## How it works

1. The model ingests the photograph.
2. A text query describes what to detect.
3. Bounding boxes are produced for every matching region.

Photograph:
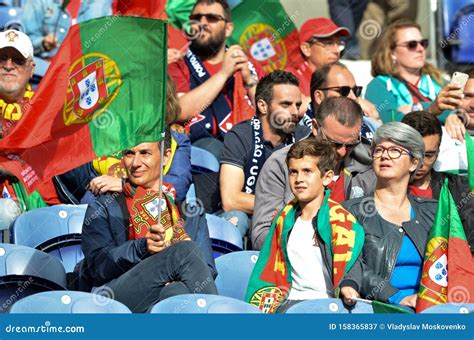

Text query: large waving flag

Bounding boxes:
[416,178,474,312]
[228,0,303,73]
[0,16,167,193]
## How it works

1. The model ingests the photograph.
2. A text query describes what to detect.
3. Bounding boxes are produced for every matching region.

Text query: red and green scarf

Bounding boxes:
[245,191,364,313]
[123,182,190,243]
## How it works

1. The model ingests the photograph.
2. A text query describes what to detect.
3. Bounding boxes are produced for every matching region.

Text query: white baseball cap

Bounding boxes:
[0,29,33,59]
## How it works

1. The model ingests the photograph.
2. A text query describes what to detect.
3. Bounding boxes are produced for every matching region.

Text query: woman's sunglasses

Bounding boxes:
[396,39,429,50]
[318,86,363,97]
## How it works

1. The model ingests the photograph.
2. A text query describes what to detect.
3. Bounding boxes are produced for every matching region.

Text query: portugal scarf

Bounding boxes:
[246,190,364,313]
[0,85,34,138]
[184,48,256,142]
[123,182,190,243]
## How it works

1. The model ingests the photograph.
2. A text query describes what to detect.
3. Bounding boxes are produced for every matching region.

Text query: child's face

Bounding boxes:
[288,156,334,204]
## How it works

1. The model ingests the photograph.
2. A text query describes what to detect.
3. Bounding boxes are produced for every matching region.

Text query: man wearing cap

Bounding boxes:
[168,0,262,159]
[0,29,35,138]
[0,29,62,208]
[287,18,350,99]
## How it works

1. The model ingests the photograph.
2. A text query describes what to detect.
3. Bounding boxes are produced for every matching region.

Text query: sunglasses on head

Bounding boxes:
[396,39,429,50]
[319,86,363,97]
[189,13,227,23]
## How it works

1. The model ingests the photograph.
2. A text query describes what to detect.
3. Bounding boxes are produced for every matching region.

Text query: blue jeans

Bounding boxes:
[218,210,251,238]
[97,241,217,313]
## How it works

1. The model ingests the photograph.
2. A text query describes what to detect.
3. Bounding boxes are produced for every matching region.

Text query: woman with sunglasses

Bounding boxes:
[343,122,437,309]
[365,20,463,123]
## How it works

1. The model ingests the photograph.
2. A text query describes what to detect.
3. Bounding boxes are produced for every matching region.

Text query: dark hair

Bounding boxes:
[166,76,180,126]
[255,70,299,116]
[286,139,339,175]
[316,96,363,128]
[401,111,442,140]
[310,61,347,108]
[160,125,172,150]
[192,0,232,21]
[465,67,474,79]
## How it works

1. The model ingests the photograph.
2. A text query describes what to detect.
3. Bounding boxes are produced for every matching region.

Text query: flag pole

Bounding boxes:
[156,133,166,227]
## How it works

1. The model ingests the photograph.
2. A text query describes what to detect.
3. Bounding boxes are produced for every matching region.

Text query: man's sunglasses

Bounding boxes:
[189,13,227,23]
[319,86,363,97]
[319,128,362,150]
[0,55,28,67]
[395,39,429,50]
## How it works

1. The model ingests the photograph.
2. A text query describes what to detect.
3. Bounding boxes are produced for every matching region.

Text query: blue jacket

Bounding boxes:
[81,193,216,288]
[22,0,112,59]
[165,130,192,203]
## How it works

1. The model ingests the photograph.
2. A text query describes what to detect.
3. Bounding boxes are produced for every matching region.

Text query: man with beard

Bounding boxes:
[250,97,376,250]
[218,71,306,237]
[168,0,262,159]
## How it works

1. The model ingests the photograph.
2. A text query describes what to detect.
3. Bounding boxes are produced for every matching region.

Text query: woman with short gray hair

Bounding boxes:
[343,121,436,310]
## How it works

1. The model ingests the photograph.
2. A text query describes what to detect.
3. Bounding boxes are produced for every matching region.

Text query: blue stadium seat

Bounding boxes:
[439,0,474,64]
[215,251,259,300]
[0,243,67,313]
[149,294,261,313]
[421,303,474,314]
[9,290,131,313]
[286,298,374,314]
[206,214,243,258]
[11,205,87,273]
[191,146,220,173]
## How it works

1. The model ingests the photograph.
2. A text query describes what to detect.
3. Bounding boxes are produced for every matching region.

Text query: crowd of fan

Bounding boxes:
[0,0,472,313]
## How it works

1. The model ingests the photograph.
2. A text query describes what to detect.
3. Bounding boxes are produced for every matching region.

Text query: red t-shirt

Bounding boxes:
[168,59,223,93]
[327,174,345,203]
[286,61,312,97]
[409,185,433,199]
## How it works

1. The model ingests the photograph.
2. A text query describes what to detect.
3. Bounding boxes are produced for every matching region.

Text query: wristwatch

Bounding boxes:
[244,76,258,89]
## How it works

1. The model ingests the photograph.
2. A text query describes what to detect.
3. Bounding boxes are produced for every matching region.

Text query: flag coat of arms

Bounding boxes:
[0,16,168,193]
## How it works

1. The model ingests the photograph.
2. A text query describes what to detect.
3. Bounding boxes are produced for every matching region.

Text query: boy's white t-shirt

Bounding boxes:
[286,216,329,300]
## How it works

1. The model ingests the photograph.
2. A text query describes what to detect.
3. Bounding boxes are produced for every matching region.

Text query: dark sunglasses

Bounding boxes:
[320,128,362,150]
[189,13,227,23]
[319,86,363,97]
[396,39,429,50]
[0,55,27,66]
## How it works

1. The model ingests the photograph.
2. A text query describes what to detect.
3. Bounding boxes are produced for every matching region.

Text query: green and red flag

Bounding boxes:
[112,0,167,19]
[0,16,167,193]
[228,0,303,73]
[416,178,474,313]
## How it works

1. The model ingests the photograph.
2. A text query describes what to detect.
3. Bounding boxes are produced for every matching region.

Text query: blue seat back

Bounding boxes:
[215,251,259,301]
[9,290,132,313]
[11,205,87,272]
[191,146,220,173]
[149,294,261,313]
[421,303,474,313]
[286,298,374,314]
[0,243,67,312]
[206,214,243,258]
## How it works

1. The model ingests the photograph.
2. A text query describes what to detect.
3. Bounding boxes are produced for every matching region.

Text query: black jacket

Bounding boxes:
[343,195,437,302]
[430,170,474,255]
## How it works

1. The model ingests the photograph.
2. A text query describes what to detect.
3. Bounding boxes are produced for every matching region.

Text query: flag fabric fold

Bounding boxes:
[0,16,168,193]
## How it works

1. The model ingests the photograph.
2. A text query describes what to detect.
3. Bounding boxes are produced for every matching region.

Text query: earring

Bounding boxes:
[392,58,397,65]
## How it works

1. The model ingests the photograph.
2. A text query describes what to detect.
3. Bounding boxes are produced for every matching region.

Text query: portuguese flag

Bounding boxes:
[228,0,303,73]
[466,132,474,191]
[0,16,167,193]
[416,178,474,313]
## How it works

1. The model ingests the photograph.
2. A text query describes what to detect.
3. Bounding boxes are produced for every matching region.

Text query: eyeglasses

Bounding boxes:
[372,146,413,159]
[319,128,361,150]
[319,86,363,97]
[189,13,227,23]
[308,38,345,52]
[395,39,429,51]
[0,55,28,67]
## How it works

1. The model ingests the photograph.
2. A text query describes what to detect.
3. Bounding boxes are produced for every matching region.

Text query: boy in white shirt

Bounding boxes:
[246,139,364,313]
